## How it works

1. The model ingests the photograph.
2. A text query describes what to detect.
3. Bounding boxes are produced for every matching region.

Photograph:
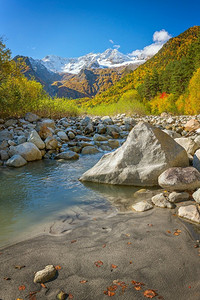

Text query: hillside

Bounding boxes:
[87,26,200,114]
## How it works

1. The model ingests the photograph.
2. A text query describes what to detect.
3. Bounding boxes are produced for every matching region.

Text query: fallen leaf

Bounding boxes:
[125,233,130,237]
[108,291,115,296]
[188,286,191,288]
[68,293,73,299]
[194,244,199,248]
[80,280,88,284]
[131,280,145,286]
[41,283,47,288]
[16,298,23,300]
[94,260,103,267]
[176,229,182,233]
[166,230,171,234]
[127,242,132,245]
[55,265,62,270]
[4,277,11,280]
[57,290,67,300]
[18,285,26,291]
[15,265,26,270]
[143,289,158,298]
[107,285,118,291]
[102,244,106,248]
[71,240,77,244]
[148,224,153,227]
[173,232,180,236]
[134,285,142,291]
[130,261,133,264]
[111,264,118,269]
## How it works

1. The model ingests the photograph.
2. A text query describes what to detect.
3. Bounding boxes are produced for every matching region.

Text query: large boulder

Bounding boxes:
[6,154,27,167]
[80,122,189,186]
[9,142,42,161]
[158,167,200,191]
[27,130,45,149]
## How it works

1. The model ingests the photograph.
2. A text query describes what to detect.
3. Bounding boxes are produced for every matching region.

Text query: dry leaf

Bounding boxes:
[176,229,181,233]
[18,285,26,291]
[167,230,171,234]
[102,244,106,248]
[94,260,103,267]
[4,277,11,280]
[125,233,130,237]
[71,240,77,244]
[15,265,26,270]
[111,264,118,269]
[107,291,115,297]
[57,290,67,300]
[130,261,133,264]
[16,298,23,300]
[68,293,73,299]
[127,242,132,245]
[143,289,158,298]
[134,285,142,291]
[41,283,47,288]
[173,232,180,236]
[55,265,62,270]
[80,280,88,284]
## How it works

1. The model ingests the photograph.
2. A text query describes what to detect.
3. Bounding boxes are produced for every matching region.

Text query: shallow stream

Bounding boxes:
[0,153,143,247]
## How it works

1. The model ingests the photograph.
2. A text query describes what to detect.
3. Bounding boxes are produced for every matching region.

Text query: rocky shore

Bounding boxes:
[1,112,200,299]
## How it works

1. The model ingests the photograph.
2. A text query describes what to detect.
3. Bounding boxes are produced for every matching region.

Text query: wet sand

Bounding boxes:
[0,208,200,300]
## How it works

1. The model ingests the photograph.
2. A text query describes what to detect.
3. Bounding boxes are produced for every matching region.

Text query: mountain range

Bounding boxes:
[15,48,153,98]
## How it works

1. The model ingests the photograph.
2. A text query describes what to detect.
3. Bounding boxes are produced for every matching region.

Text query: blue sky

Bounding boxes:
[0,0,199,59]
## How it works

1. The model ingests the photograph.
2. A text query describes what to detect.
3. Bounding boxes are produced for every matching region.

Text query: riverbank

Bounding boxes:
[0,208,199,299]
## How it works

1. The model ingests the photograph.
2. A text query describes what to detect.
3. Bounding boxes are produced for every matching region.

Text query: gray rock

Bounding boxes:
[55,150,79,160]
[41,119,55,129]
[101,116,113,125]
[96,123,106,134]
[0,129,14,142]
[45,137,58,150]
[6,154,27,167]
[175,137,199,156]
[27,130,45,149]
[193,149,200,172]
[9,142,42,161]
[168,191,190,203]
[57,131,69,141]
[81,146,99,155]
[17,136,27,145]
[0,150,9,161]
[80,116,91,126]
[158,167,200,191]
[5,119,17,127]
[93,134,108,141]
[0,140,8,150]
[24,112,40,122]
[33,265,56,283]
[68,131,75,139]
[192,189,200,203]
[80,122,189,186]
[151,193,174,208]
[108,139,120,149]
[84,123,94,134]
[178,205,200,224]
[132,200,153,212]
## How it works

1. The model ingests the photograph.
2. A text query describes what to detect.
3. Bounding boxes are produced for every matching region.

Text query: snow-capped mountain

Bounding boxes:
[39,48,147,74]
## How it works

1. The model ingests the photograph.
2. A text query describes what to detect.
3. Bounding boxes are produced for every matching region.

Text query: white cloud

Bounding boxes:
[130,29,171,59]
[109,39,114,44]
[114,44,120,49]
[153,29,172,43]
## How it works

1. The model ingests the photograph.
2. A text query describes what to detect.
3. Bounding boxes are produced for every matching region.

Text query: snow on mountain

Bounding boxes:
[40,48,147,75]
